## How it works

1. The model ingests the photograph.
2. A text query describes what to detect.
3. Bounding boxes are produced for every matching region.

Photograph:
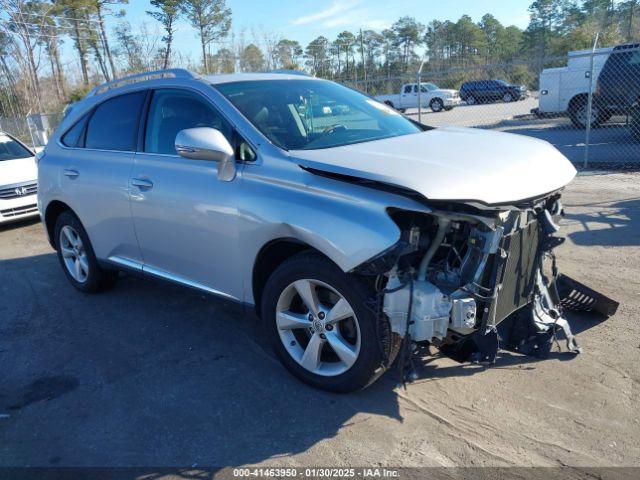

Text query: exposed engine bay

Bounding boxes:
[356,192,613,379]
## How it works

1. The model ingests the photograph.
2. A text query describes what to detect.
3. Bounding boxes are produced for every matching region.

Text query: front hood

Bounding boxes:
[435,89,457,95]
[290,127,576,205]
[0,157,37,186]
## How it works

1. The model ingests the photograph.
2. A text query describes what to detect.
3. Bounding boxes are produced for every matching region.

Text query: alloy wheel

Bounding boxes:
[275,278,361,377]
[59,225,89,283]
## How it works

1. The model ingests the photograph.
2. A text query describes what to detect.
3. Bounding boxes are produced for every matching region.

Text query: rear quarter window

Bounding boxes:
[61,115,89,148]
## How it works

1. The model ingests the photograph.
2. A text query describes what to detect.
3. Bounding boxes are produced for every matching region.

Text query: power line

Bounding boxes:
[3,19,110,33]
[2,9,126,27]
[5,10,103,25]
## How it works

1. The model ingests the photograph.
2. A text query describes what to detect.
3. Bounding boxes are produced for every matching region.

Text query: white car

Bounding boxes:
[0,132,39,224]
[375,82,461,113]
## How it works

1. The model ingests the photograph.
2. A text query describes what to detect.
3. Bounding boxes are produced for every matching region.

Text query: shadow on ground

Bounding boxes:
[564,198,640,247]
[0,251,595,468]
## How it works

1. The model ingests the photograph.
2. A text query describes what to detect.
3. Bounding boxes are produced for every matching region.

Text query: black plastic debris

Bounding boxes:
[556,274,620,317]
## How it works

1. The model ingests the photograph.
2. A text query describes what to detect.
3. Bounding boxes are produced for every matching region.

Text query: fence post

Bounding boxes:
[417,58,427,124]
[417,70,422,123]
[584,32,599,169]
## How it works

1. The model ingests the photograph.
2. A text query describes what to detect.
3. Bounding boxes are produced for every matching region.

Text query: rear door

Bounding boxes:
[486,81,501,100]
[129,87,246,299]
[57,90,146,264]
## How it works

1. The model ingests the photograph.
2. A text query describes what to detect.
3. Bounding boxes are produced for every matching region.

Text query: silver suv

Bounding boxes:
[38,69,580,392]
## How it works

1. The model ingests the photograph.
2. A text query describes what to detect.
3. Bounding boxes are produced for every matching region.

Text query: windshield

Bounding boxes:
[422,83,438,92]
[0,134,32,161]
[214,79,422,150]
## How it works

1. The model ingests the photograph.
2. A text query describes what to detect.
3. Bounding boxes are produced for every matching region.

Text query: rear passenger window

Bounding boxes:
[85,91,146,151]
[61,115,88,148]
[144,89,232,155]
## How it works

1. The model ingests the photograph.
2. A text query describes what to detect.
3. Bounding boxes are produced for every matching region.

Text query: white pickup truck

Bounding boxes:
[375,82,461,113]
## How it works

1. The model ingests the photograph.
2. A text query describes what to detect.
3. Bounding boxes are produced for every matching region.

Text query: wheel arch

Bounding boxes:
[44,200,75,249]
[251,238,326,313]
[568,93,588,112]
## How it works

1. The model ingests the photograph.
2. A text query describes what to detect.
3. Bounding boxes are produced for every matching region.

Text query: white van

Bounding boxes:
[537,47,613,127]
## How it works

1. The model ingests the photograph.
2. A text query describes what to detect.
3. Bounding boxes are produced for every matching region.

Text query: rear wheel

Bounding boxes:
[569,98,605,129]
[54,211,118,293]
[466,94,477,105]
[261,252,400,392]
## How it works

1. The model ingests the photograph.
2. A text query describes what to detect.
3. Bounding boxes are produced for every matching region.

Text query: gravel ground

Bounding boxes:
[0,172,638,471]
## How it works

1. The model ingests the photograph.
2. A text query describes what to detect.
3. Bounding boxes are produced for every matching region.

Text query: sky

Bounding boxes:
[118,0,534,56]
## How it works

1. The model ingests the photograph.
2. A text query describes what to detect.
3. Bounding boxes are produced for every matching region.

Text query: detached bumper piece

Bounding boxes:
[555,274,619,317]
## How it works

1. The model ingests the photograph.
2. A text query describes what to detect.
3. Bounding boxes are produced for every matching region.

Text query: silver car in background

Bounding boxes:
[38,69,579,392]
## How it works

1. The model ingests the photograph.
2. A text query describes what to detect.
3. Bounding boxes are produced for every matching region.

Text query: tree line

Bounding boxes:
[0,0,638,118]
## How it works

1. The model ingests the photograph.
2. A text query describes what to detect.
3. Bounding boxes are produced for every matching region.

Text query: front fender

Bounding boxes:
[238,162,430,303]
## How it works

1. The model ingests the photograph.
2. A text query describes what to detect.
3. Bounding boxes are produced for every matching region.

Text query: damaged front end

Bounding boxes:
[358,193,596,379]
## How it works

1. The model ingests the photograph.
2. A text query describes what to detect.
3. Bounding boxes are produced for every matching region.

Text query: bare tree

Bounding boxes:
[0,0,54,110]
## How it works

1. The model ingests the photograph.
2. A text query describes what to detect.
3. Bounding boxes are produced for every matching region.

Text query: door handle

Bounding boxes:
[131,178,153,189]
[63,168,79,178]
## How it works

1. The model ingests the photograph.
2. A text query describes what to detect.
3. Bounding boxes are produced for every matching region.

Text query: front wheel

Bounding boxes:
[261,252,400,392]
[503,92,514,103]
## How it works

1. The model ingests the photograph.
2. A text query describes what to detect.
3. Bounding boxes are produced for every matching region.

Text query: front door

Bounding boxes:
[129,88,244,299]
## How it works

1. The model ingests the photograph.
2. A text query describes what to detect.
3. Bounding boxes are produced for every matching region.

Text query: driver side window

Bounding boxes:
[144,89,233,155]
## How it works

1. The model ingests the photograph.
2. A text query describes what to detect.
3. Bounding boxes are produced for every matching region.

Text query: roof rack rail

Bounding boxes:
[267,69,311,77]
[87,68,198,97]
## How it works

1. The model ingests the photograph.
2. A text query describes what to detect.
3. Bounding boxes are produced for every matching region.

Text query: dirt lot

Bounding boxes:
[0,172,639,470]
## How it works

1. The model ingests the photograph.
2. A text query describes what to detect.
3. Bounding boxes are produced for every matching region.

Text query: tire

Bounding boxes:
[261,251,401,393]
[569,98,603,129]
[503,92,514,103]
[444,106,454,111]
[384,101,395,110]
[466,95,477,105]
[54,211,118,293]
[430,98,444,113]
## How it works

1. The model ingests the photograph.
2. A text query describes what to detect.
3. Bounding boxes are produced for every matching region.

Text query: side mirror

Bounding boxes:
[175,127,236,181]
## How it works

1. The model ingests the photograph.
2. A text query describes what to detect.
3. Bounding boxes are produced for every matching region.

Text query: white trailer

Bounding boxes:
[536,47,613,127]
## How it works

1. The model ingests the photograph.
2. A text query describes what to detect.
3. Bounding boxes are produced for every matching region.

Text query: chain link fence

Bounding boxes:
[0,112,64,150]
[1,46,638,169]
[344,46,640,170]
